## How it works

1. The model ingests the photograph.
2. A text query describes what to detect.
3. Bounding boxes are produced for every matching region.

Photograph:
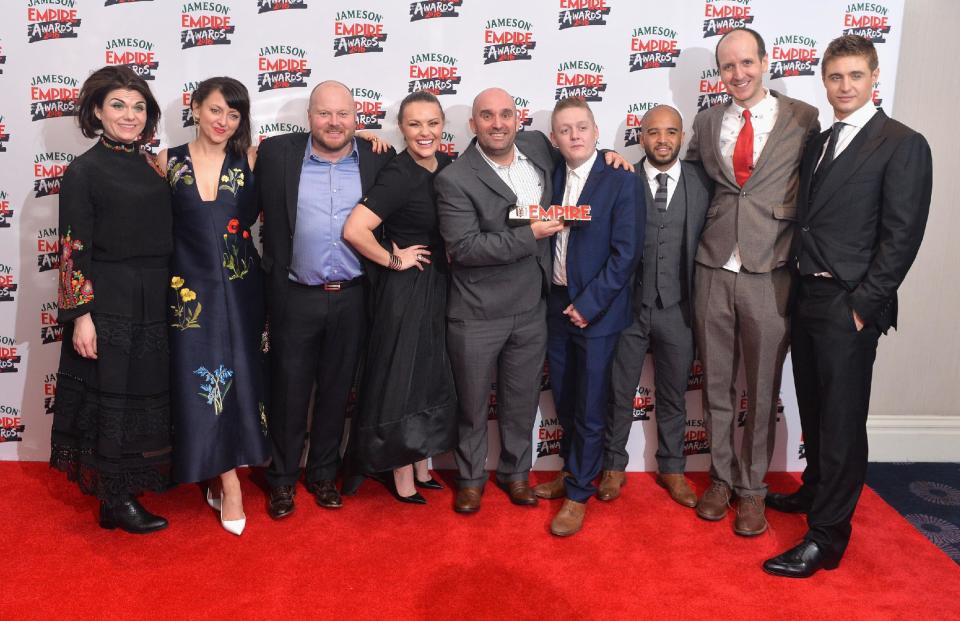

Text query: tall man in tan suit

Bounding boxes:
[685,28,819,535]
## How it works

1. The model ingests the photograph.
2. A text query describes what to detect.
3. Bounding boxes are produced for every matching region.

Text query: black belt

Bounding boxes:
[292,277,364,292]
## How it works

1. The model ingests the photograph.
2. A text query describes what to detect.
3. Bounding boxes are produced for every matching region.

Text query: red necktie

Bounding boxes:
[733,109,753,187]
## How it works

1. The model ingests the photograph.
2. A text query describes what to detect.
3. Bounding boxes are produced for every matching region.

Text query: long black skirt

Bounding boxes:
[355,262,456,473]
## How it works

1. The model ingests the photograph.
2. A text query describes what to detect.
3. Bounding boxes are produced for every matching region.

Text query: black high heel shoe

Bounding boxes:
[99,497,168,534]
[414,476,444,491]
[382,474,427,505]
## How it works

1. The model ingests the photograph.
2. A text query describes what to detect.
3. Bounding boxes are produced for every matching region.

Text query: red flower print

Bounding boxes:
[227,218,240,234]
[242,230,250,239]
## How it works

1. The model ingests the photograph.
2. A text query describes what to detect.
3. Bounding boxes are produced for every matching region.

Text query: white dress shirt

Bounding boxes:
[643,157,682,209]
[553,150,598,287]
[719,89,779,273]
[476,143,544,213]
[817,99,878,167]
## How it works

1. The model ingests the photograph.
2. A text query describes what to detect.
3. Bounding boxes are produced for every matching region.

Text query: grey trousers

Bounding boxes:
[447,300,547,488]
[605,296,695,473]
[693,265,792,497]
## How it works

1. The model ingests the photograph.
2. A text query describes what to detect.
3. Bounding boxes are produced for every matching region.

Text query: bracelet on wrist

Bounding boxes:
[389,254,403,271]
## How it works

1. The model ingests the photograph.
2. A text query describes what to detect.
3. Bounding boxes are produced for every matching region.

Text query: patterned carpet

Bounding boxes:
[866,462,960,565]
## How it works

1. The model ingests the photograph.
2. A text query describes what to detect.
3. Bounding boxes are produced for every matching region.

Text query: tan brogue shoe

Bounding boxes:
[550,499,587,537]
[454,487,482,514]
[695,480,732,521]
[656,473,697,508]
[533,471,569,500]
[597,470,626,501]
[734,494,768,536]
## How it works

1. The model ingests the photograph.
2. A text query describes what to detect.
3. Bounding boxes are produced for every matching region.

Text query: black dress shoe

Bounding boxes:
[763,541,838,578]
[99,497,168,534]
[268,485,296,520]
[395,491,427,505]
[414,477,443,491]
[306,479,343,509]
[766,491,814,514]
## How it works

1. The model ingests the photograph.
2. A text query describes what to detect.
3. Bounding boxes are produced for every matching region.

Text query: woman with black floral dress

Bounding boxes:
[51,65,173,533]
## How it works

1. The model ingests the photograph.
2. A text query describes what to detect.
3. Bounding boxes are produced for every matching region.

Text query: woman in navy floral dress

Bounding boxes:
[157,77,268,536]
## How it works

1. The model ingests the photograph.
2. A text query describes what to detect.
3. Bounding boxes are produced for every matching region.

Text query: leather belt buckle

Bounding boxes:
[322,282,342,292]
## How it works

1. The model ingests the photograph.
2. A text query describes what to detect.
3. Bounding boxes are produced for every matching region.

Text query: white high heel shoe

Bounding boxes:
[219,490,246,536]
[206,487,222,511]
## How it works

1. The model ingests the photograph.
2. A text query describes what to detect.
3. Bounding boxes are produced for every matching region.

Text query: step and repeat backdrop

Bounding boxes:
[0,0,904,471]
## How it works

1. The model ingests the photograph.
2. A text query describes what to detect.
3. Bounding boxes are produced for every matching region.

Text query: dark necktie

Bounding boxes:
[813,121,845,186]
[655,173,669,212]
[732,109,753,187]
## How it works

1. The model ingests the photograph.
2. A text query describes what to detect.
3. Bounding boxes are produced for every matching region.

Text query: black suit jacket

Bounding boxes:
[794,110,932,332]
[257,132,395,320]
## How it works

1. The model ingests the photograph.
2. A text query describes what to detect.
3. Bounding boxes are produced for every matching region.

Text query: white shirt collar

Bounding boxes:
[476,143,524,170]
[566,150,598,179]
[834,100,877,130]
[731,88,775,120]
[643,157,682,184]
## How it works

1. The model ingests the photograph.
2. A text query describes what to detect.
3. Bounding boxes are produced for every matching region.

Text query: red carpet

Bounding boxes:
[4,463,959,621]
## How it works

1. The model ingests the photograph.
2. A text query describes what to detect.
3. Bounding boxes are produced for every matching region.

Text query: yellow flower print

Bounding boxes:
[180,288,197,302]
[170,276,185,289]
[221,174,230,183]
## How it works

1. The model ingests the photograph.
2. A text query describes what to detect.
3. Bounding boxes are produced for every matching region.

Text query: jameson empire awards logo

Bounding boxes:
[0,404,25,443]
[40,300,63,344]
[702,0,754,38]
[623,101,660,147]
[555,60,607,101]
[105,38,159,80]
[872,79,883,107]
[514,95,533,131]
[630,26,681,71]
[258,0,307,13]
[0,116,8,152]
[258,45,311,92]
[33,151,74,198]
[0,191,12,228]
[36,226,58,272]
[180,2,234,49]
[687,359,704,391]
[683,417,709,455]
[737,392,784,427]
[257,121,306,143]
[410,0,463,21]
[844,2,891,43]
[43,372,57,414]
[697,66,730,110]
[30,74,79,121]
[408,53,461,95]
[769,35,819,78]
[352,88,386,129]
[27,0,82,43]
[483,17,536,64]
[181,80,200,127]
[632,384,654,422]
[0,267,17,304]
[558,0,610,29]
[333,9,388,57]
[439,131,459,158]
[537,416,562,457]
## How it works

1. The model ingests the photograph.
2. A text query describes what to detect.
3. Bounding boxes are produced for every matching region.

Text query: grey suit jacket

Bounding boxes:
[436,131,557,320]
[635,158,713,315]
[685,90,820,273]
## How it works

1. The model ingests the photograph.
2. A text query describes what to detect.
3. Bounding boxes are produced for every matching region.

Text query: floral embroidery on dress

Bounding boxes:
[195,364,234,416]
[219,168,245,195]
[167,155,195,190]
[170,275,202,330]
[222,218,250,280]
[57,227,94,310]
[258,402,268,437]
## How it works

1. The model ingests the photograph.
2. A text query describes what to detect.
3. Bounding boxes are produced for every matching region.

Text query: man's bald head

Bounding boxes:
[469,87,520,162]
[641,105,682,129]
[307,80,356,159]
[640,105,684,170]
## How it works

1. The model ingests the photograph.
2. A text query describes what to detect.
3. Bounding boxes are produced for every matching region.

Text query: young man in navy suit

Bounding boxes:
[542,97,643,536]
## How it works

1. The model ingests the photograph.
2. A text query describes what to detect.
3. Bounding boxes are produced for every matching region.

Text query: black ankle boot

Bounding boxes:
[99,497,168,534]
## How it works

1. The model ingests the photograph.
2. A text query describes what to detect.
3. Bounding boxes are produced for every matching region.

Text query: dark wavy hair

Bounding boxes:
[396,90,445,125]
[77,65,160,146]
[191,76,252,158]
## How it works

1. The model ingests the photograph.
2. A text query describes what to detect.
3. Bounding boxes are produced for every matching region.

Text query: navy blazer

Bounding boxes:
[551,152,644,337]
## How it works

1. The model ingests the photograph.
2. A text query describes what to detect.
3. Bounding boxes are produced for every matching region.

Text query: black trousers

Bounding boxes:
[791,276,880,562]
[266,280,366,487]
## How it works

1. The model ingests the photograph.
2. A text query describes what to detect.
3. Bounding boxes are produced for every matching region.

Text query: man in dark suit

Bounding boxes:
[685,28,820,536]
[257,81,394,519]
[541,97,641,536]
[764,35,932,578]
[600,105,712,508]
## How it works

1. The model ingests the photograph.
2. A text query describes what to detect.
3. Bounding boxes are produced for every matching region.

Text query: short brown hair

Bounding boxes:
[551,97,596,127]
[77,65,161,145]
[822,35,878,75]
[715,28,767,68]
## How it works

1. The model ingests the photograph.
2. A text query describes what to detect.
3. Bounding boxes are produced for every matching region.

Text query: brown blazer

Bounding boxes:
[685,90,820,273]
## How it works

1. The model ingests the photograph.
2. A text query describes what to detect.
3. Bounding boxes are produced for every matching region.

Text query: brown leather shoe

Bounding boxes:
[597,470,626,501]
[696,480,732,521]
[734,494,768,536]
[306,479,343,509]
[268,485,295,520]
[656,473,697,508]
[550,499,587,537]
[498,479,538,506]
[533,472,568,500]
[454,487,482,513]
